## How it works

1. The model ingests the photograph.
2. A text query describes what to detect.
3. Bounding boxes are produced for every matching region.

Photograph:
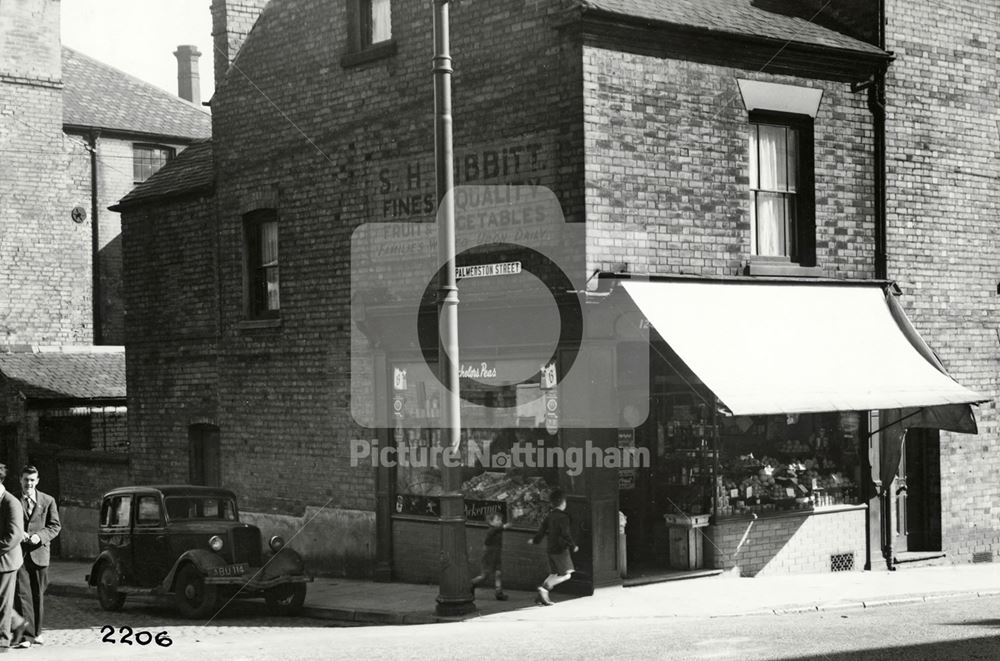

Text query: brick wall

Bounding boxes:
[57,453,129,559]
[119,0,583,575]
[211,0,271,90]
[0,0,61,83]
[1,81,93,345]
[706,507,867,576]
[884,0,1000,561]
[122,193,219,485]
[583,47,876,279]
[90,410,128,453]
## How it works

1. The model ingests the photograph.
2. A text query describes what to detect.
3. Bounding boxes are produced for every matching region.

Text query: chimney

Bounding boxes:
[173,45,202,104]
[211,0,270,91]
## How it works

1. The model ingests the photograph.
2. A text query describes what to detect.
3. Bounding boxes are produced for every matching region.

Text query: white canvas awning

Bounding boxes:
[621,280,987,416]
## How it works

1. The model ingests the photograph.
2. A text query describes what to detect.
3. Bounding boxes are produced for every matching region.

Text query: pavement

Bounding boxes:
[48,559,1000,625]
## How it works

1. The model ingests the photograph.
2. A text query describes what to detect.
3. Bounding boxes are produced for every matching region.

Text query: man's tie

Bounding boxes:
[24,496,34,520]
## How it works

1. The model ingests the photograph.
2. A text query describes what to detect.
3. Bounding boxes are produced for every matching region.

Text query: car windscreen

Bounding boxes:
[164,496,238,521]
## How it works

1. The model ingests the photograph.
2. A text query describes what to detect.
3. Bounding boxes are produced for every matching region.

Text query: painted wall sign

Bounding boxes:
[373,141,556,221]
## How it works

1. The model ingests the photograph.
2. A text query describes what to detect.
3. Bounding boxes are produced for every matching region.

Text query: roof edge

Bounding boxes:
[62,124,207,145]
[110,184,215,213]
[577,5,892,61]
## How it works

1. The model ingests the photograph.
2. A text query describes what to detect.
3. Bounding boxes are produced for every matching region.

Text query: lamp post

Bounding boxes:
[432,0,474,616]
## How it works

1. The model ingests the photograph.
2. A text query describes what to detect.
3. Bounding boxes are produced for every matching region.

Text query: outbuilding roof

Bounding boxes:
[112,138,214,210]
[580,0,885,55]
[0,347,126,402]
[62,47,211,140]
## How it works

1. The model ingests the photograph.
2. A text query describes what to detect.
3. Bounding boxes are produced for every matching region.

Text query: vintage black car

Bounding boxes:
[87,485,311,618]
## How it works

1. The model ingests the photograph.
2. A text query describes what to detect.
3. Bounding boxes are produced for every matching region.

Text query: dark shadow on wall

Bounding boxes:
[705,513,809,576]
[98,233,123,345]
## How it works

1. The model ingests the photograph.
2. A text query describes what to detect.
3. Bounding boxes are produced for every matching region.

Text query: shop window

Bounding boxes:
[189,424,221,487]
[243,210,280,319]
[133,144,175,183]
[748,112,815,266]
[391,359,559,529]
[343,0,396,66]
[716,411,862,517]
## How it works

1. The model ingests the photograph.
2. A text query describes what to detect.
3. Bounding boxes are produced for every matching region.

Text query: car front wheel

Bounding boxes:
[96,563,126,611]
[264,583,306,616]
[174,564,219,619]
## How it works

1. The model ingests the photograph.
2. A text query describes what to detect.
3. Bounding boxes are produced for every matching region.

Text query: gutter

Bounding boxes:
[63,124,207,145]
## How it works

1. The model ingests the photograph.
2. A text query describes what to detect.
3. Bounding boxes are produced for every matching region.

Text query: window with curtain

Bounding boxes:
[362,0,392,47]
[244,209,280,318]
[748,114,813,263]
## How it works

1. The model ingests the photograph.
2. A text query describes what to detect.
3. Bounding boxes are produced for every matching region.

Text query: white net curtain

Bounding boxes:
[750,123,798,258]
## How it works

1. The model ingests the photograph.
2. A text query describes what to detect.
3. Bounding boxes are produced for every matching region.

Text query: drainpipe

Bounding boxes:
[872,0,892,568]
[89,130,103,345]
[870,4,888,282]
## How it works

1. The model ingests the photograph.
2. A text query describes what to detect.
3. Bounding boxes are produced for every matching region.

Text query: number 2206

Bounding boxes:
[101,626,173,647]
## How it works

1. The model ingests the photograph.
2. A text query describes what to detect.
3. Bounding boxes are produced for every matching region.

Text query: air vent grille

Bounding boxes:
[831,552,855,572]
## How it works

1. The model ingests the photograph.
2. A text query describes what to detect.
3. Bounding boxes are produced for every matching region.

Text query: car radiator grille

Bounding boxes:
[230,527,262,566]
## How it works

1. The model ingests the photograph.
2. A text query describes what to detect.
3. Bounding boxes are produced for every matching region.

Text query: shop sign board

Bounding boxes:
[618,428,636,490]
[395,495,508,522]
[456,262,521,279]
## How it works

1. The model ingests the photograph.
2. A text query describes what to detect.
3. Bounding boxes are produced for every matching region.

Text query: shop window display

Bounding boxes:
[392,360,557,528]
[716,411,862,517]
[645,383,862,520]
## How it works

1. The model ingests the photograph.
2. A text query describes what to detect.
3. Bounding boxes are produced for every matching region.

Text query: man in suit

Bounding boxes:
[0,464,25,651]
[14,466,59,649]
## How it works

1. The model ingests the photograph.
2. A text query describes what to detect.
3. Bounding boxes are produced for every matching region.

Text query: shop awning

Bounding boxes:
[621,280,988,416]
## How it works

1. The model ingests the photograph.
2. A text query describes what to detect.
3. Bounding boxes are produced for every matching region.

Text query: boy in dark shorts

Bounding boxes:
[527,489,577,606]
[471,511,510,600]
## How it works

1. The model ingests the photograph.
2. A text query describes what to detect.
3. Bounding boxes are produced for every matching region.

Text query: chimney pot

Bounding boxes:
[173,44,202,105]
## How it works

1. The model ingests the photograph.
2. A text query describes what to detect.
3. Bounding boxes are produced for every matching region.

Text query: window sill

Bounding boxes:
[341,40,398,68]
[237,318,282,330]
[745,259,825,278]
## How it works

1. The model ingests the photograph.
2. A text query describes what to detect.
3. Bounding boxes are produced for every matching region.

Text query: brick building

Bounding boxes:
[0,0,211,556]
[882,0,1000,562]
[117,0,994,590]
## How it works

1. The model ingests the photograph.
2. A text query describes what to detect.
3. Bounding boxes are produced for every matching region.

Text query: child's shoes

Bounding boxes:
[495,590,509,601]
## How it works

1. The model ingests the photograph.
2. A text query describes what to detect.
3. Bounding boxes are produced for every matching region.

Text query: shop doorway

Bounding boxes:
[619,340,718,582]
[895,429,942,553]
